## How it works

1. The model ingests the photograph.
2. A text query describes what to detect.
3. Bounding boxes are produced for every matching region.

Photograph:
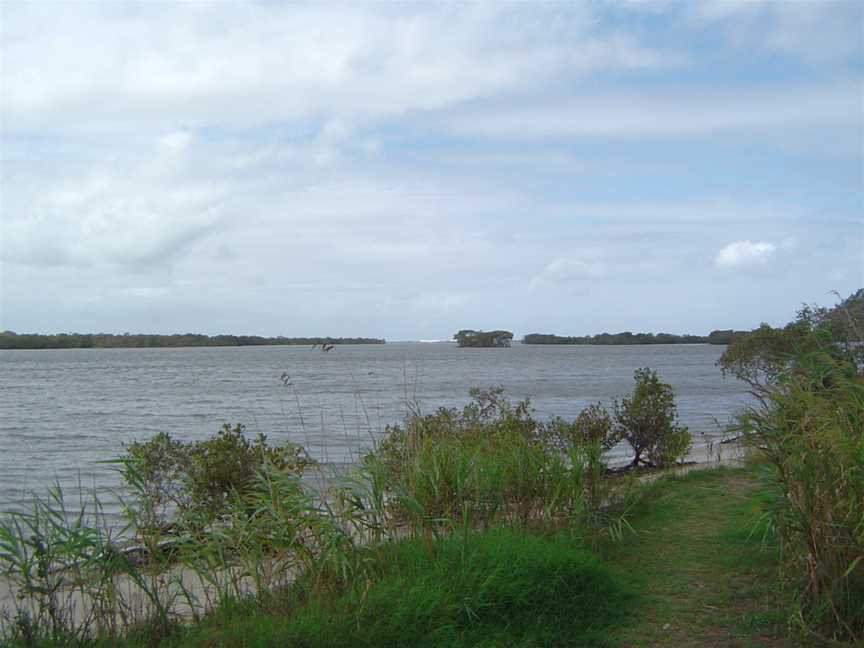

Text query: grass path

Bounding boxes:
[605,466,792,648]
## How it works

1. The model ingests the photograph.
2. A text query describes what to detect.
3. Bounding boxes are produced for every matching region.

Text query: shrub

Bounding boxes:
[122,423,313,533]
[614,368,691,467]
[541,403,621,453]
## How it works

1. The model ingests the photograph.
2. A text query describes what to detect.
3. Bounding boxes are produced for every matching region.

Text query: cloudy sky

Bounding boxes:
[1,1,861,340]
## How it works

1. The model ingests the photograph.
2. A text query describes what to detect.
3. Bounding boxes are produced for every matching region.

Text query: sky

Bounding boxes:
[0,0,862,340]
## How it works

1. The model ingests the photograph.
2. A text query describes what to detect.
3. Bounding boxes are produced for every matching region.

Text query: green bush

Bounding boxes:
[542,403,621,453]
[122,424,313,532]
[614,368,691,467]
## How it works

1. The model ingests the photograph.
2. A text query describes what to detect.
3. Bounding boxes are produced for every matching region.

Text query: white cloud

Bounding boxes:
[1,150,225,268]
[1,3,674,135]
[715,240,777,268]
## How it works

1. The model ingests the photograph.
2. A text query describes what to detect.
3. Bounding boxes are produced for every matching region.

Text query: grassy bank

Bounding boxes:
[134,464,796,648]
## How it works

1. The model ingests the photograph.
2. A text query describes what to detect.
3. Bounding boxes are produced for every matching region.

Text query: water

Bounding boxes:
[0,342,750,515]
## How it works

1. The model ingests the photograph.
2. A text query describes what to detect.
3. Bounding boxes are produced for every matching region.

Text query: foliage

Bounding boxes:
[453,329,513,347]
[373,387,536,472]
[363,389,624,534]
[737,349,864,642]
[705,329,750,345]
[614,368,691,468]
[718,288,864,395]
[541,403,621,453]
[122,424,313,532]
[0,482,175,646]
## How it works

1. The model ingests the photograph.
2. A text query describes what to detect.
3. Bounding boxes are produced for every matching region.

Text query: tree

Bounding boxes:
[718,289,863,397]
[614,368,691,468]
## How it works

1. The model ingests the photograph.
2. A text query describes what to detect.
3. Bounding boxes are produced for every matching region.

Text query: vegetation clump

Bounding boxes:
[122,424,313,533]
[540,403,620,453]
[523,330,750,345]
[365,388,616,531]
[453,329,513,347]
[718,288,864,394]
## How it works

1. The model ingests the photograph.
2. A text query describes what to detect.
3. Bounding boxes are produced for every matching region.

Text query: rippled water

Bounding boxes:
[0,342,750,514]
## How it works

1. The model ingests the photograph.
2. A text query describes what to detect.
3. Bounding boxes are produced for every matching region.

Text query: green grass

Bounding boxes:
[604,465,794,647]
[148,527,631,648]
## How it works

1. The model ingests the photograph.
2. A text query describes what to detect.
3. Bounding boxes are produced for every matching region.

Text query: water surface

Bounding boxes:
[0,342,749,514]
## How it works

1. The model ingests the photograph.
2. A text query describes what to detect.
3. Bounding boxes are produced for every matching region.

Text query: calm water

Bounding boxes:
[0,342,750,514]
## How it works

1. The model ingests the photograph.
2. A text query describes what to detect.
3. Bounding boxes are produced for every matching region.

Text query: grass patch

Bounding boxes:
[605,465,795,647]
[156,528,631,648]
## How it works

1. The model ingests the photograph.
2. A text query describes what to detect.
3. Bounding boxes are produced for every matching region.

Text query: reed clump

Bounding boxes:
[739,349,864,643]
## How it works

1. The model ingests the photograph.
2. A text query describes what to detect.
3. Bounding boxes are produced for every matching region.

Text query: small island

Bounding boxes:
[0,332,386,350]
[454,329,514,348]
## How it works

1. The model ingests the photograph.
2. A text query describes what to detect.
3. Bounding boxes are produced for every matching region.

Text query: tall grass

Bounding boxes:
[0,481,177,646]
[157,528,631,648]
[354,388,632,543]
[738,349,864,642]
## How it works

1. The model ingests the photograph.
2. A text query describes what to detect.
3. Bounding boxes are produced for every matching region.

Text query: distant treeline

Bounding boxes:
[0,332,386,350]
[522,330,749,345]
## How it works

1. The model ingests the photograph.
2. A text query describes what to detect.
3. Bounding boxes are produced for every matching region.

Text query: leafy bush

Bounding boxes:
[122,423,313,532]
[542,403,621,453]
[614,368,691,467]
